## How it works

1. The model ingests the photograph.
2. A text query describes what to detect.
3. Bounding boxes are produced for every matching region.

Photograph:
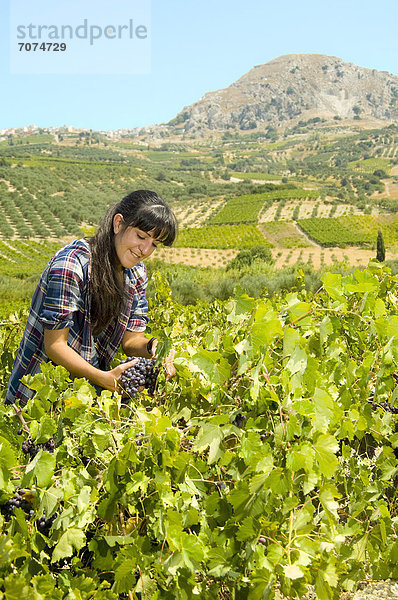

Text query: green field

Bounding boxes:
[211,189,319,225]
[297,214,398,247]
[0,133,54,146]
[175,224,271,249]
[259,221,311,248]
[0,122,397,260]
[0,240,61,277]
[347,157,392,172]
[210,193,272,224]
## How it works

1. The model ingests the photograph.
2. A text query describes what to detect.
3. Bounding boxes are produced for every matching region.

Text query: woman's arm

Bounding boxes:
[122,330,153,358]
[44,328,138,392]
[122,330,176,379]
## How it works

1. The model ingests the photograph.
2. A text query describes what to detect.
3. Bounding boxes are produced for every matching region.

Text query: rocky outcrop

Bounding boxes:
[169,54,398,134]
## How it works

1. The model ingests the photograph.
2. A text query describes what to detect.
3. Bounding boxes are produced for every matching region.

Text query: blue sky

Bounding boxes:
[2,0,398,131]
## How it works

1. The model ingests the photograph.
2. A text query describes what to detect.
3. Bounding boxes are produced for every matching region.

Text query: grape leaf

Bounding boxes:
[51,528,86,562]
[313,434,339,478]
[22,449,56,488]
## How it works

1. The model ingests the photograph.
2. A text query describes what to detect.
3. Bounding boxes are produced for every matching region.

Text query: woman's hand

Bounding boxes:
[151,340,176,380]
[105,358,139,394]
[163,348,176,380]
[44,328,138,393]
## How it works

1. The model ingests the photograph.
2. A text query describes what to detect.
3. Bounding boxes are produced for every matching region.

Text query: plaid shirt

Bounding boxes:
[6,239,148,405]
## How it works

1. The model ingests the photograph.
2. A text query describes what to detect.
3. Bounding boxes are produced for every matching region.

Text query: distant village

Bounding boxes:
[0,123,172,144]
[0,124,137,142]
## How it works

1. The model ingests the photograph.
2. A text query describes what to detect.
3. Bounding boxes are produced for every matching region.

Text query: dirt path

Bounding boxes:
[383,180,398,199]
[291,221,318,247]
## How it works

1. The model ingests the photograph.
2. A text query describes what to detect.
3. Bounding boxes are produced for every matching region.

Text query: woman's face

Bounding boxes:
[113,214,159,269]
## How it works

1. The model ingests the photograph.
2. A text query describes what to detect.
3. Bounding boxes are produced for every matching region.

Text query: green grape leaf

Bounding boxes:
[192,423,224,464]
[286,346,307,376]
[35,415,57,444]
[321,272,346,303]
[313,434,339,478]
[22,449,56,488]
[51,528,86,562]
[190,349,231,384]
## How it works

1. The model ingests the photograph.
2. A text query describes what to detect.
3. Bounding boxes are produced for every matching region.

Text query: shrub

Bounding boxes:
[171,278,207,305]
[226,246,274,271]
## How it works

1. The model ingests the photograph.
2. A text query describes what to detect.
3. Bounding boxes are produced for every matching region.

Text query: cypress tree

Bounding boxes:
[376,230,386,262]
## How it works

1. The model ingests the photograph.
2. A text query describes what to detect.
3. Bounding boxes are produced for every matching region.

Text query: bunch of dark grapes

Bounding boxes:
[119,357,160,398]
[21,437,56,458]
[233,414,247,428]
[50,557,71,572]
[258,536,268,554]
[374,401,398,414]
[36,510,57,536]
[1,486,34,520]
[77,447,90,467]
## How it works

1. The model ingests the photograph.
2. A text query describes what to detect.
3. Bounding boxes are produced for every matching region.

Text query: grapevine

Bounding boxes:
[0,263,397,598]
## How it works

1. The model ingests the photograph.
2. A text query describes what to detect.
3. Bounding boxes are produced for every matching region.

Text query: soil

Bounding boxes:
[149,246,397,270]
[150,247,237,268]
[172,197,225,228]
[277,580,398,600]
[258,202,370,222]
[272,247,389,270]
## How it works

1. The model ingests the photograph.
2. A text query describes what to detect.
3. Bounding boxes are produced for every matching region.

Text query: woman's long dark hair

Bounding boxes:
[88,190,178,336]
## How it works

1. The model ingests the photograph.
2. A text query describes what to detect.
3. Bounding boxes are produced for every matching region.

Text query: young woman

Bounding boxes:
[6,189,178,406]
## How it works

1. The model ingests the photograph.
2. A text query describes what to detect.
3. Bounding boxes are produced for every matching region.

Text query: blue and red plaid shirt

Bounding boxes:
[6,238,148,405]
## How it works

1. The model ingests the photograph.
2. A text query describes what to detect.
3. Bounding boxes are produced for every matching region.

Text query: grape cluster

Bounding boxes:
[50,558,71,571]
[22,437,56,458]
[233,414,247,428]
[119,357,160,398]
[375,402,398,414]
[77,447,90,467]
[258,536,268,554]
[1,486,34,520]
[36,510,57,536]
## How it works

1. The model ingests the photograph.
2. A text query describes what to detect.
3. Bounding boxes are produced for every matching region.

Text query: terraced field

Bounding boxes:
[1,123,398,275]
[174,224,272,249]
[297,214,398,249]
[258,200,368,222]
[211,188,319,225]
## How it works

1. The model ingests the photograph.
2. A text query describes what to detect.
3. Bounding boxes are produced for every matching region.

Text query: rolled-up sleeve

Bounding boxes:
[39,256,84,330]
[126,265,149,332]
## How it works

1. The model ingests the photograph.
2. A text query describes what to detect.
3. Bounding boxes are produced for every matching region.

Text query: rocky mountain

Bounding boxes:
[162,54,398,135]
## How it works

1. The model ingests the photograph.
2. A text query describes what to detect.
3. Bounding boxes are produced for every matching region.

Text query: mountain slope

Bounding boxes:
[168,54,398,134]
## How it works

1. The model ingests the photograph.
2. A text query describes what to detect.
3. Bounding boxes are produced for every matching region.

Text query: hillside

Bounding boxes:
[1,118,398,283]
[161,54,398,136]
